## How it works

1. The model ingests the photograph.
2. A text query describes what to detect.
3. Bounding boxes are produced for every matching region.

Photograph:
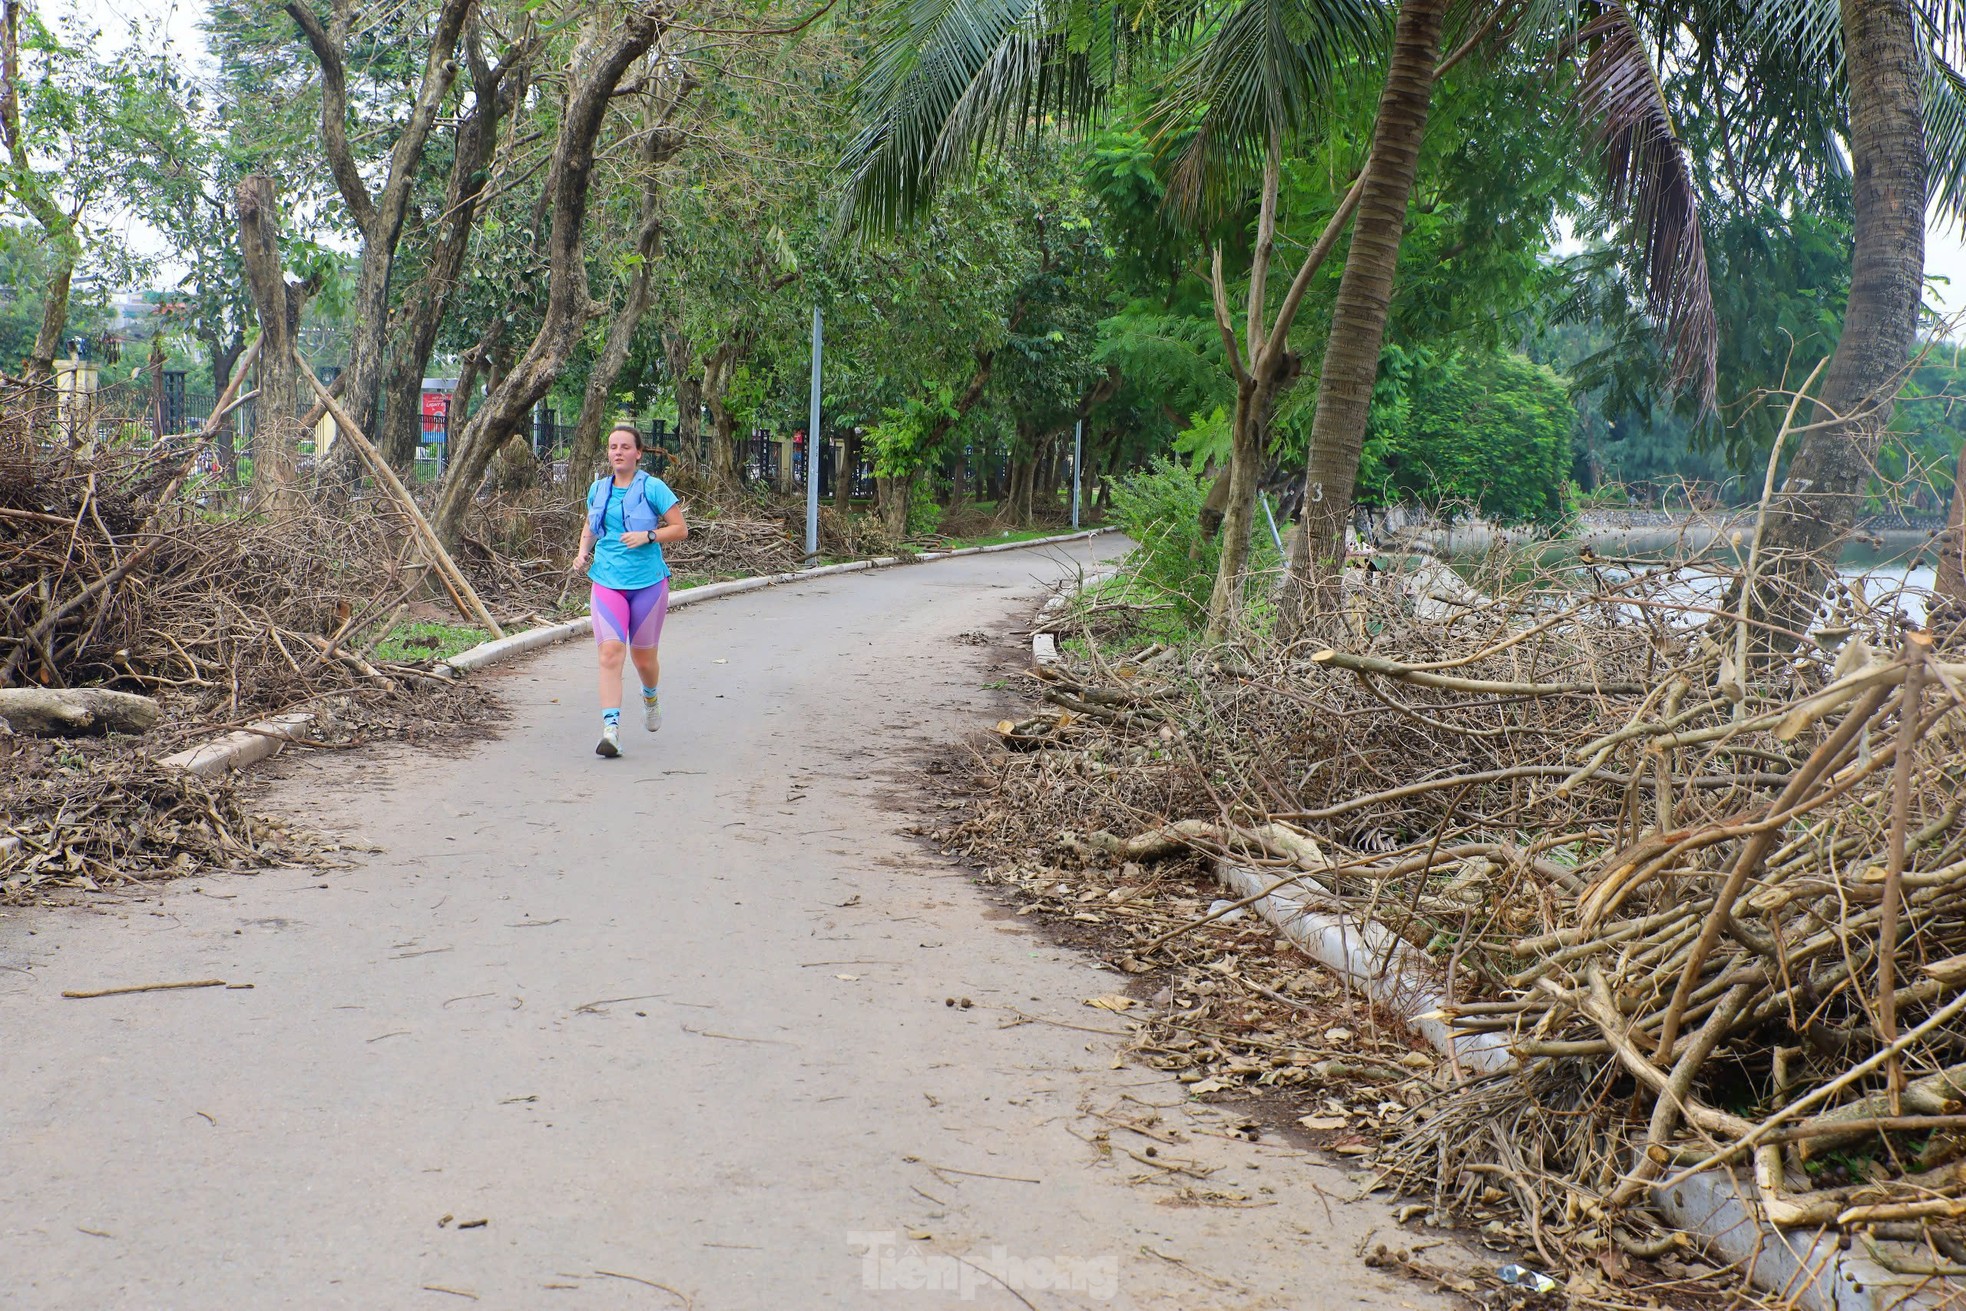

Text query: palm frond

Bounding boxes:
[1746,0,1966,219]
[1744,0,1841,69]
[1925,51,1966,230]
[1571,3,1717,409]
[1151,0,1387,216]
[839,0,1114,232]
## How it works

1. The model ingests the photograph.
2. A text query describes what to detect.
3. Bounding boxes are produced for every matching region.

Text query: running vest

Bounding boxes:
[586,471,664,537]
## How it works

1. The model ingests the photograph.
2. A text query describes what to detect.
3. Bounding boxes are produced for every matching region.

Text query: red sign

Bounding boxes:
[421,388,451,435]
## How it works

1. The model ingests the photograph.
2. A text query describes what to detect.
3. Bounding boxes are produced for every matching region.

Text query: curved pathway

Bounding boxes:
[1,539,1452,1310]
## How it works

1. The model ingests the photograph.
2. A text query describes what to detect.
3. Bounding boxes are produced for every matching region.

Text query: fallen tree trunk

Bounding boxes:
[0,687,159,736]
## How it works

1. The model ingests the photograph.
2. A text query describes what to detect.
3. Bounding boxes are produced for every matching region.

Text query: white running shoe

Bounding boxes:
[596,722,621,757]
[643,695,662,733]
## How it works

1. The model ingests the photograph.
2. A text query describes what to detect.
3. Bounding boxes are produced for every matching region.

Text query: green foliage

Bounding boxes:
[1359,347,1577,527]
[906,491,944,537]
[866,390,958,479]
[1105,456,1279,627]
[0,224,106,368]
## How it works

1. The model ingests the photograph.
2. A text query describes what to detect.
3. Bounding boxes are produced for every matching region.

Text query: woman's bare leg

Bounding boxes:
[629,645,660,691]
[597,640,627,710]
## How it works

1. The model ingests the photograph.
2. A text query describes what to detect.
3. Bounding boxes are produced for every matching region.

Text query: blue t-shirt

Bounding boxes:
[589,475,679,590]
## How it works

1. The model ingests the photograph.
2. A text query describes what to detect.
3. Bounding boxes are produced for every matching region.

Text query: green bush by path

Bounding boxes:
[1105,456,1279,631]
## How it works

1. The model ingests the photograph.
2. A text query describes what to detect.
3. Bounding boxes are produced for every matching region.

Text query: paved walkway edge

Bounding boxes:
[159,527,1116,778]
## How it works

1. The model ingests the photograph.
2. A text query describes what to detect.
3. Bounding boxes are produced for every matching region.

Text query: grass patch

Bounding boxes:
[938,523,1100,551]
[1056,568,1197,663]
[372,621,487,663]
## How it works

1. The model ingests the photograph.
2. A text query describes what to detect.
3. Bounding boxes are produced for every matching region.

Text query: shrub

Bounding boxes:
[1105,456,1287,629]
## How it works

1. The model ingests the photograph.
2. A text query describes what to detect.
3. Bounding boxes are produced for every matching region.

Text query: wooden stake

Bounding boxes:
[295,353,504,639]
[63,979,227,999]
[1878,628,1932,1110]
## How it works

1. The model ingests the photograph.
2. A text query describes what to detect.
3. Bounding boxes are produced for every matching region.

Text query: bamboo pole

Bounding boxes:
[295,353,504,639]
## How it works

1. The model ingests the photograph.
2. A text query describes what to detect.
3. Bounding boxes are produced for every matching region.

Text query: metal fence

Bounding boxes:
[49,380,884,504]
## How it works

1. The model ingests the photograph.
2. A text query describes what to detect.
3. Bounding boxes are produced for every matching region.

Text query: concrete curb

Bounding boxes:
[158,712,319,779]
[1031,567,1121,667]
[160,526,1117,777]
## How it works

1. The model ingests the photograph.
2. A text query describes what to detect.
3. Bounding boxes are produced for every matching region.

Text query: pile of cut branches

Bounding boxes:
[1,441,488,747]
[950,548,1966,1291]
[1,734,326,904]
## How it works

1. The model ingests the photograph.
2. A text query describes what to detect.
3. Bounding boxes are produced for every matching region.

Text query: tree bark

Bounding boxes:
[207,332,245,478]
[0,687,159,736]
[1752,0,1927,646]
[0,0,77,395]
[432,10,663,548]
[1203,135,1286,640]
[235,175,303,515]
[286,0,473,476]
[702,336,744,487]
[876,471,919,538]
[835,428,854,511]
[1287,0,1446,617]
[1936,452,1966,624]
[379,20,530,472]
[663,327,704,474]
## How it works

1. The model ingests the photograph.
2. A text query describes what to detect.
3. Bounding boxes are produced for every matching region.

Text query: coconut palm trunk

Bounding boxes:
[1286,0,1446,615]
[1749,0,1926,648]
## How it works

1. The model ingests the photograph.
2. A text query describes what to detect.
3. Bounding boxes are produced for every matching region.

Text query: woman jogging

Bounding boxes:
[572,423,687,757]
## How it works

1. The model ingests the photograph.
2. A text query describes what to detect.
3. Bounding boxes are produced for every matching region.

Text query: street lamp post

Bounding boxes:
[806,306,823,561]
[1071,418,1082,530]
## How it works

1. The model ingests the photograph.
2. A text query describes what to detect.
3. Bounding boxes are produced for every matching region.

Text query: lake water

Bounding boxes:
[1448,540,1943,628]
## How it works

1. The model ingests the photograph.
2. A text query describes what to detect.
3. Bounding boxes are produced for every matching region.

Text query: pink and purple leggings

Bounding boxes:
[591,580,670,649]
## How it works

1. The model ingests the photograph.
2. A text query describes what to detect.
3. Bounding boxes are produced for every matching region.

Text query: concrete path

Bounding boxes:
[1,539,1452,1310]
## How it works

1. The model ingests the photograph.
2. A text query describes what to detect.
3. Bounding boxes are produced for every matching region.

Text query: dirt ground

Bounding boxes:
[1,539,1466,1310]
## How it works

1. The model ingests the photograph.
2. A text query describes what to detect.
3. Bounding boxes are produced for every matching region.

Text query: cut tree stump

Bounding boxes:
[0,688,161,737]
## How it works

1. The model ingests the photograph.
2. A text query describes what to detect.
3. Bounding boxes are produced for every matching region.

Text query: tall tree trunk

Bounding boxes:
[949,445,969,506]
[664,328,704,476]
[28,252,72,401]
[1202,135,1286,640]
[877,471,918,539]
[235,175,302,515]
[208,333,245,478]
[702,337,744,487]
[432,10,663,549]
[379,20,529,472]
[0,0,77,395]
[563,57,691,482]
[1287,0,1446,617]
[1752,0,1927,646]
[834,428,854,511]
[1006,446,1035,525]
[286,0,473,479]
[1936,454,1966,620]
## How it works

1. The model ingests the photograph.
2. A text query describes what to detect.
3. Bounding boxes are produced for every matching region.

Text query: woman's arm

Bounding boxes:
[574,522,595,568]
[617,506,685,550]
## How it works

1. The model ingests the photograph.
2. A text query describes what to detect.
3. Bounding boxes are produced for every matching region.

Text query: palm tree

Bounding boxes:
[1286,0,1741,620]
[1738,0,1932,649]
[843,0,1378,638]
[849,0,1966,646]
[842,0,1719,639]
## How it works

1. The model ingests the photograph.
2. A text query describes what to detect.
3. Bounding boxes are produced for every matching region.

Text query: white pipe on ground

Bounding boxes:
[1213,854,1946,1311]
